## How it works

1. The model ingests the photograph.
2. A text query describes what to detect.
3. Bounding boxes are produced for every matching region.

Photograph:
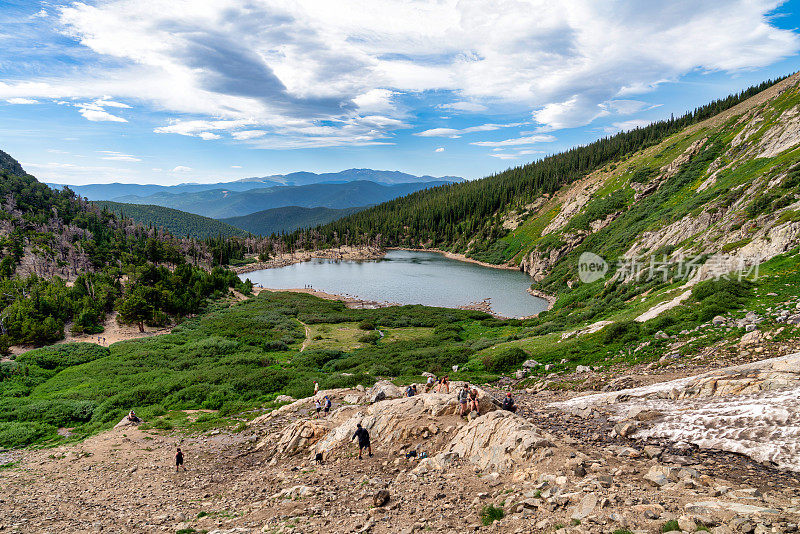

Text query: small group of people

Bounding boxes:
[314,395,332,417]
[424,374,450,393]
[457,384,481,416]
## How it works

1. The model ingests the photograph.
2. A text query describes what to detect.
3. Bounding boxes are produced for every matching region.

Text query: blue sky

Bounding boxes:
[1,0,800,185]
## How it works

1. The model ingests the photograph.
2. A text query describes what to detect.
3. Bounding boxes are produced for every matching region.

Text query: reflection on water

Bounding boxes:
[241,250,548,318]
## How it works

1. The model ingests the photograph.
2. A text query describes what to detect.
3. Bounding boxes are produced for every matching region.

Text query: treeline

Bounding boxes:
[92,201,248,239]
[0,165,251,352]
[282,76,787,258]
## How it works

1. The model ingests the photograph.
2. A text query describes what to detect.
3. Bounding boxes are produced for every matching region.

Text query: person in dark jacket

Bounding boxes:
[175,447,185,472]
[352,423,372,459]
[502,392,517,413]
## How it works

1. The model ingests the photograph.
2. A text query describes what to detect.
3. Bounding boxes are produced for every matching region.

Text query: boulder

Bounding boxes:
[274,395,296,404]
[436,410,557,473]
[367,380,403,403]
[712,315,726,325]
[114,416,141,429]
[570,492,598,521]
[522,359,540,369]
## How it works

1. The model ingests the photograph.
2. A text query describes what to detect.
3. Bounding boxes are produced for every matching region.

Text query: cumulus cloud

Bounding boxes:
[0,0,795,145]
[435,147,445,152]
[171,166,192,172]
[74,99,129,122]
[6,98,39,104]
[472,135,556,147]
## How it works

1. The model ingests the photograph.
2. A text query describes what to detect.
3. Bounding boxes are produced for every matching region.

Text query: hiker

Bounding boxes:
[412,384,418,395]
[468,388,480,414]
[175,447,185,472]
[457,384,470,416]
[502,392,517,413]
[127,410,140,423]
[438,375,450,394]
[323,395,332,416]
[314,381,320,394]
[314,399,322,418]
[425,375,436,392]
[352,423,373,459]
[405,384,415,397]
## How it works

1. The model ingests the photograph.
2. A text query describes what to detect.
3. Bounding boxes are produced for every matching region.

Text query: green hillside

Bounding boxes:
[93,201,247,239]
[221,205,366,236]
[285,76,788,259]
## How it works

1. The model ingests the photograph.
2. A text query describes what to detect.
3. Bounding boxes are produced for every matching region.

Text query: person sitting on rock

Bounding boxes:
[458,384,470,416]
[352,423,373,460]
[468,388,480,414]
[128,410,141,423]
[426,375,436,392]
[502,392,517,413]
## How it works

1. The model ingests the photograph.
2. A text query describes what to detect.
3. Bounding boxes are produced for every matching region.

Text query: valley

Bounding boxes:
[3,72,800,534]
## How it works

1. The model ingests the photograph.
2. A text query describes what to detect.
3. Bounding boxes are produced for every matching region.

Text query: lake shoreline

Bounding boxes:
[386,247,521,271]
[239,247,556,317]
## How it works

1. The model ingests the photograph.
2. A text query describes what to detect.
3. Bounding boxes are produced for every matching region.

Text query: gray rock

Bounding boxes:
[570,492,598,521]
[712,315,726,325]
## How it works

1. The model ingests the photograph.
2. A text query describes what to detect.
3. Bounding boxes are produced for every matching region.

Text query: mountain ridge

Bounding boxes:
[113,180,453,219]
[50,169,462,202]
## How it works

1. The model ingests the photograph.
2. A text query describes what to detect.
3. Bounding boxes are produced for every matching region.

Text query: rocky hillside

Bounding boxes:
[504,73,800,290]
[4,354,800,533]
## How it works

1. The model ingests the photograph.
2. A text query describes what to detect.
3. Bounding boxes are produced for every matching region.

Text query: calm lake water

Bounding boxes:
[241,250,548,318]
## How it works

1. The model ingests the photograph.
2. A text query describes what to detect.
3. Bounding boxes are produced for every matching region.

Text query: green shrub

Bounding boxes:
[482,347,527,373]
[358,331,381,344]
[358,320,375,330]
[661,519,680,532]
[600,321,641,344]
[16,343,109,371]
[0,421,58,448]
[479,505,504,526]
[262,340,289,352]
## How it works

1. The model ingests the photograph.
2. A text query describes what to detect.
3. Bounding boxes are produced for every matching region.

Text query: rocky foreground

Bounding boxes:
[2,356,800,533]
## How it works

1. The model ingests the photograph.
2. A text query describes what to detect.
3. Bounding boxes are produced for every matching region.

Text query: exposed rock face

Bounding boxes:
[552,352,800,471]
[367,380,403,402]
[436,410,556,473]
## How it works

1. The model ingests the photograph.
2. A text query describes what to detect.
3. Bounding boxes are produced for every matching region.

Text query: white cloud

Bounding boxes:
[98,150,141,162]
[232,130,267,140]
[171,166,192,172]
[78,107,127,122]
[416,122,526,138]
[6,98,39,104]
[74,99,128,122]
[352,89,396,113]
[0,0,793,145]
[231,165,242,168]
[435,147,445,152]
[472,135,556,147]
[198,132,221,140]
[439,101,488,113]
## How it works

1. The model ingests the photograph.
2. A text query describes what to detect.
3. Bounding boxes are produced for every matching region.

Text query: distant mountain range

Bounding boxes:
[221,206,367,236]
[50,169,462,202]
[92,201,248,239]
[110,180,452,219]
